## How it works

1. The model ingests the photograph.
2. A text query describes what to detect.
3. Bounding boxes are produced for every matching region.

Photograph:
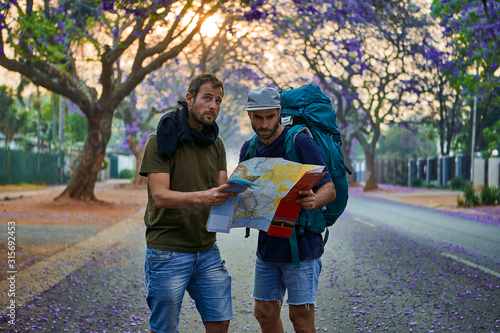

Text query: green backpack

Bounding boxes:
[243,84,351,268]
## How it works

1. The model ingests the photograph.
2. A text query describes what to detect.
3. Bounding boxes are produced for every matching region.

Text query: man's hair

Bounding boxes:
[188,73,224,100]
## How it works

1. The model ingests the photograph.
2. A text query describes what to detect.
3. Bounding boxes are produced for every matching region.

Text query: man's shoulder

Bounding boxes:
[287,126,317,147]
[238,137,253,162]
[242,138,251,147]
[241,136,254,151]
[143,131,158,149]
[214,136,226,149]
[285,126,327,165]
[146,130,158,141]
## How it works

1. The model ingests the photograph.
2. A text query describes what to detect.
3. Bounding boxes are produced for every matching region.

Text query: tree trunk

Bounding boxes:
[56,112,113,201]
[52,93,57,141]
[340,138,358,186]
[364,150,379,192]
[4,127,11,149]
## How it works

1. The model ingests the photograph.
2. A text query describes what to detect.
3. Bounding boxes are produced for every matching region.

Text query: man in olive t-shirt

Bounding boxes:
[139,74,236,333]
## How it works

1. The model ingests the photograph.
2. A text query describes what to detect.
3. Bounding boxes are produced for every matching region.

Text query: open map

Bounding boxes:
[207,157,325,235]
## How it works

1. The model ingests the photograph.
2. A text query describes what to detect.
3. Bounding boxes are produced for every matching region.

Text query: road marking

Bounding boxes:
[353,217,375,228]
[441,252,500,278]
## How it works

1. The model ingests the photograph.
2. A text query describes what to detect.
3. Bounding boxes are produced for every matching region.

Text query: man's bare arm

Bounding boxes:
[148,171,235,209]
[218,170,229,186]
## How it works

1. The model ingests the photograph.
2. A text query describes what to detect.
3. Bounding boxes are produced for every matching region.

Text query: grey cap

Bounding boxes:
[245,87,281,111]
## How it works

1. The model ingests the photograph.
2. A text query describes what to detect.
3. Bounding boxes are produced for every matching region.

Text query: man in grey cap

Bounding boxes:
[239,87,335,333]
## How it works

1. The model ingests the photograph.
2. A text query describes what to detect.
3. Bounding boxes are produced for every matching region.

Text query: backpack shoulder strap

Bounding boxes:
[289,230,301,268]
[241,134,259,161]
[284,125,312,162]
[284,125,314,269]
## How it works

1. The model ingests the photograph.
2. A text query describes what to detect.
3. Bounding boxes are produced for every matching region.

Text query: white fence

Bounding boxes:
[352,155,500,188]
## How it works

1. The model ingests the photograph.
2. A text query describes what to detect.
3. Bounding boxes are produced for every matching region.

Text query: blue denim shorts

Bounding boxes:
[252,257,322,305]
[145,243,232,333]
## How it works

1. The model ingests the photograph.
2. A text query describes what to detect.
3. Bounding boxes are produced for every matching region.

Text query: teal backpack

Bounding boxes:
[243,84,351,268]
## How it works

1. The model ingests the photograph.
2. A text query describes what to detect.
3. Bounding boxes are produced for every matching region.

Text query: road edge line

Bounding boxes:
[441,252,500,278]
[353,217,375,228]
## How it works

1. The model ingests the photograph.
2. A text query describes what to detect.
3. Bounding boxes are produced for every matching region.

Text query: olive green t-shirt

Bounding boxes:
[139,132,227,252]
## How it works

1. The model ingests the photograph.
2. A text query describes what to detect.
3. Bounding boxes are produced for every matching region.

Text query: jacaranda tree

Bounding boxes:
[264,0,434,190]
[114,13,265,185]
[413,32,467,157]
[0,0,255,201]
[432,0,500,155]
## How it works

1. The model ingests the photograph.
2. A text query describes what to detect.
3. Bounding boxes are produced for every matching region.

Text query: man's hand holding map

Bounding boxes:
[207,157,326,237]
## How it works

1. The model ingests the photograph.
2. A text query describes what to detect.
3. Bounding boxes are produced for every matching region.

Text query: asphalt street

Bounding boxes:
[2,196,499,332]
[348,196,500,263]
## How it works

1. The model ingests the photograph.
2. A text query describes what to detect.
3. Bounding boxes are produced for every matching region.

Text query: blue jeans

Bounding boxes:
[252,257,322,305]
[145,243,232,333]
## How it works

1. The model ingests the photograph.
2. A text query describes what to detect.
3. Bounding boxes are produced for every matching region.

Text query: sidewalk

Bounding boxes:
[0,178,131,200]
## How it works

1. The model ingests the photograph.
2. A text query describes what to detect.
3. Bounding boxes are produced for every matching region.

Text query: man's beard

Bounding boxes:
[253,121,279,140]
[190,102,216,127]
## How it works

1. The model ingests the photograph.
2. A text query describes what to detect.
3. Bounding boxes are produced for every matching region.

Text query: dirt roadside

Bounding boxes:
[0,183,148,278]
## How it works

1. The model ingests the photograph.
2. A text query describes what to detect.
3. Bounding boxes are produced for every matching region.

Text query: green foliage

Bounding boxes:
[101,158,108,170]
[483,119,500,151]
[14,12,68,63]
[451,124,469,154]
[457,185,499,207]
[0,86,28,147]
[31,94,87,145]
[119,169,135,179]
[376,126,438,159]
[65,112,88,144]
[41,99,55,122]
[480,186,498,206]
[459,186,480,207]
[450,176,467,191]
[410,178,423,187]
[0,86,15,114]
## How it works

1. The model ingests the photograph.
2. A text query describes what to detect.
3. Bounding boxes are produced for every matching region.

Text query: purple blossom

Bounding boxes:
[67,99,81,115]
[119,140,130,150]
[101,0,114,11]
[52,5,65,15]
[139,131,151,149]
[112,26,119,40]
[129,121,140,134]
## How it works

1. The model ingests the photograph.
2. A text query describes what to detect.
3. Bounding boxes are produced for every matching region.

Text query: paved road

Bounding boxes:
[2,196,499,332]
[348,196,500,263]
